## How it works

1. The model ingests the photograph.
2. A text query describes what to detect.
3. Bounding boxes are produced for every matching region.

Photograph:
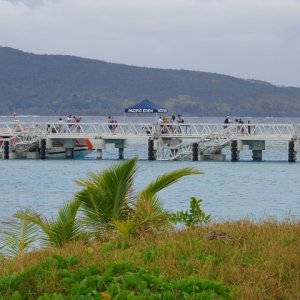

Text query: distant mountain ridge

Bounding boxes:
[1,46,300,116]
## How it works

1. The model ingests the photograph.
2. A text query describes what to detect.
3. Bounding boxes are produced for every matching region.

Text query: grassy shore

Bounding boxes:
[1,219,299,299]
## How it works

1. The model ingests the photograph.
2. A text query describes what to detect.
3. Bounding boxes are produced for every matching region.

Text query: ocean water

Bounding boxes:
[0,116,300,223]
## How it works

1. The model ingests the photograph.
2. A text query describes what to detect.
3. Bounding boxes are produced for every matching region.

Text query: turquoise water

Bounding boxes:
[0,154,299,223]
[0,116,300,223]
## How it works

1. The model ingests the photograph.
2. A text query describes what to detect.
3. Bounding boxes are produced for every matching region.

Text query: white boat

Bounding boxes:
[0,134,94,159]
[0,120,94,159]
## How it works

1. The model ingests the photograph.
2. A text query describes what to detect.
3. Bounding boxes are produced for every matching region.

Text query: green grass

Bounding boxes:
[1,219,299,299]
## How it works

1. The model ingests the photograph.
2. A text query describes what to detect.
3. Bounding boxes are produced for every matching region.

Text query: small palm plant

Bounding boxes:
[75,158,137,238]
[15,198,82,248]
[4,158,202,254]
[75,157,202,239]
[0,209,38,257]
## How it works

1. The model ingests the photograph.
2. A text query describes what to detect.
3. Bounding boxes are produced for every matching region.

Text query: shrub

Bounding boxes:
[171,197,211,228]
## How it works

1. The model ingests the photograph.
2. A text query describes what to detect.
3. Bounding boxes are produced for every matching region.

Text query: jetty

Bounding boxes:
[0,121,299,161]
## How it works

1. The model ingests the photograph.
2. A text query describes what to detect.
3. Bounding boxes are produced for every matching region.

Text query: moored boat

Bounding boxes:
[47,139,94,158]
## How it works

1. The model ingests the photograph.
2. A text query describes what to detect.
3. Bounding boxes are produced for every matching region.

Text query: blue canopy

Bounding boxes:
[125,99,168,113]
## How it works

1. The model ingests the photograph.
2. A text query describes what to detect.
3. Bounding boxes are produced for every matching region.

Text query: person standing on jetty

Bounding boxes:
[108,116,114,133]
[176,114,184,133]
[235,117,244,133]
[177,114,184,123]
[170,115,176,133]
[223,116,232,128]
[58,117,63,132]
[112,118,118,133]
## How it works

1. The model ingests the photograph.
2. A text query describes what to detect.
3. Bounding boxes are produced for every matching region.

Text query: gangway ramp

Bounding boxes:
[156,125,238,160]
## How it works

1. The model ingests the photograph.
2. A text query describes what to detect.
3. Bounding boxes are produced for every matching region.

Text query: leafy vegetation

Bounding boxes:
[14,199,82,248]
[171,197,211,227]
[0,255,232,299]
[1,220,299,299]
[0,209,38,258]
[1,46,300,116]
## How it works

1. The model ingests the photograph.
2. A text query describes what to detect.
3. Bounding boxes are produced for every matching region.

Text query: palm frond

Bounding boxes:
[76,186,113,227]
[129,168,201,236]
[15,210,52,237]
[75,158,138,236]
[139,167,202,200]
[132,195,171,235]
[90,158,137,217]
[0,209,39,257]
[16,199,81,248]
[51,198,82,247]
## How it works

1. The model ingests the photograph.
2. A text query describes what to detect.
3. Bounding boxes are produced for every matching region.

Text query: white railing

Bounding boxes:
[1,122,300,139]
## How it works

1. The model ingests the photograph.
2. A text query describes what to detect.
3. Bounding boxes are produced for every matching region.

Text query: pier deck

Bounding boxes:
[0,122,299,161]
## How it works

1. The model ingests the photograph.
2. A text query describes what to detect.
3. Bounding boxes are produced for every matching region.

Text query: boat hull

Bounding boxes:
[47,146,93,159]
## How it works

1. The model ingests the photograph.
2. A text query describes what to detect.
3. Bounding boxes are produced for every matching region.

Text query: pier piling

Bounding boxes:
[119,148,124,159]
[3,141,9,159]
[96,149,102,160]
[39,139,46,159]
[148,139,155,160]
[288,140,297,162]
[192,143,198,161]
[231,140,239,161]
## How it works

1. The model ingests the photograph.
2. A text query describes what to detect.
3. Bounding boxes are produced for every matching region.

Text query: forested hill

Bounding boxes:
[1,46,300,116]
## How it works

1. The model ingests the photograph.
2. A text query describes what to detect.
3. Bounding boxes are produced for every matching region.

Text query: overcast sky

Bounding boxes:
[1,0,300,87]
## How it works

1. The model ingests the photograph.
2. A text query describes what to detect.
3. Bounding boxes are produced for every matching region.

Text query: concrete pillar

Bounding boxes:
[119,148,124,159]
[288,140,297,162]
[153,149,157,160]
[231,140,239,161]
[148,139,154,160]
[39,139,47,159]
[65,148,74,159]
[3,141,9,159]
[192,143,198,161]
[96,149,102,160]
[252,150,262,161]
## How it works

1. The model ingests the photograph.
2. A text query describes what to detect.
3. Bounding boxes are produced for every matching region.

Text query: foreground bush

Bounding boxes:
[0,255,232,299]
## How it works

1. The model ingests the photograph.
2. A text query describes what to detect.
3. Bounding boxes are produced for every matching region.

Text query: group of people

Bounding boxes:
[67,114,82,123]
[224,116,244,125]
[158,114,185,133]
[55,115,118,134]
[224,116,244,124]
[158,114,184,125]
[224,116,245,132]
[65,114,82,132]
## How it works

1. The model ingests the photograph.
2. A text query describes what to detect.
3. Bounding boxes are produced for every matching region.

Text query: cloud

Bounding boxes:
[1,0,300,87]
